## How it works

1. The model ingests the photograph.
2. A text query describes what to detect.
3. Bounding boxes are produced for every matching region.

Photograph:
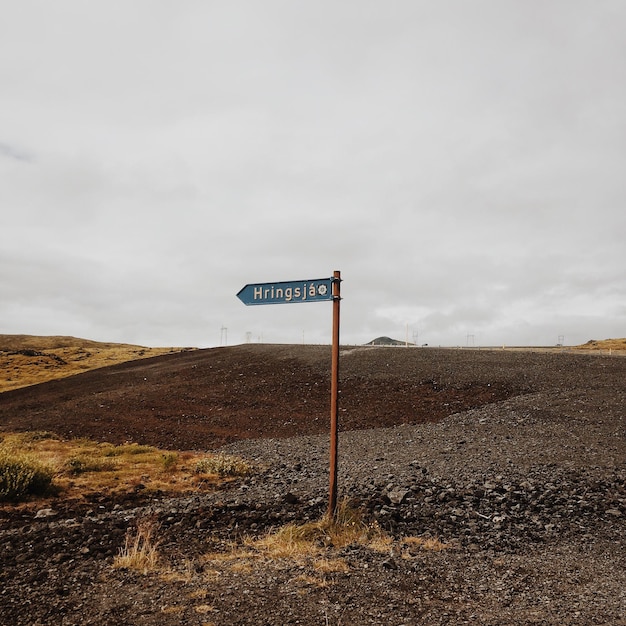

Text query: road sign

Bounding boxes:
[237,277,334,306]
[236,271,343,519]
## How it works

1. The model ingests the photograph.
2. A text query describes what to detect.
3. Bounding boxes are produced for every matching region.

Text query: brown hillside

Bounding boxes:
[0,334,193,393]
[0,334,139,351]
[1,343,622,451]
[573,338,626,351]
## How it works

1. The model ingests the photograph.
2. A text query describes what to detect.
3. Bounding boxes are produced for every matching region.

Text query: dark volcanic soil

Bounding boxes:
[0,345,520,450]
[0,345,625,625]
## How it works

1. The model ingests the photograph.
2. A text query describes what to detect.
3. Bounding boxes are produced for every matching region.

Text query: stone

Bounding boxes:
[283,492,299,504]
[388,488,410,505]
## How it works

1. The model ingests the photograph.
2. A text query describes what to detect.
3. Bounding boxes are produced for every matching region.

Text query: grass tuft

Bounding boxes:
[250,499,381,558]
[204,500,386,573]
[113,516,161,574]
[0,450,54,501]
[402,535,451,552]
[194,453,252,477]
[160,452,179,472]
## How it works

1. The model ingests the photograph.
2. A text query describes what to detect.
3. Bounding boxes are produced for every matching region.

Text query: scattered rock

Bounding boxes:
[388,488,410,505]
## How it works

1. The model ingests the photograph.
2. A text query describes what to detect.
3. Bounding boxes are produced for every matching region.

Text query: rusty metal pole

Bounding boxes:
[328,270,341,519]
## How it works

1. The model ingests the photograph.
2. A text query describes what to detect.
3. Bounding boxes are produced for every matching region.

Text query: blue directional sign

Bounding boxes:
[237,277,334,306]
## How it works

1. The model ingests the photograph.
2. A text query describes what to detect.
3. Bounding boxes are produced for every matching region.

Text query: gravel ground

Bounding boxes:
[1,346,625,625]
[212,388,626,625]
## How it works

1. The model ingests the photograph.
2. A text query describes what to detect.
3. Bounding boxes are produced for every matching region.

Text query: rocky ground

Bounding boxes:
[0,345,625,625]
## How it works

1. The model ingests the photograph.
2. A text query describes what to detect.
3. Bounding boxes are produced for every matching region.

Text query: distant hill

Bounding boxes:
[0,335,194,393]
[0,334,147,351]
[364,336,413,346]
[573,338,626,351]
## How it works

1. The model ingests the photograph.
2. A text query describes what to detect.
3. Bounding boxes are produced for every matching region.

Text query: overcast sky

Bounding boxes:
[1,1,624,348]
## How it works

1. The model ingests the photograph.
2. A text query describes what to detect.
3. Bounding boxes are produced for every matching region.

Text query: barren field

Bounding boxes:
[0,343,625,625]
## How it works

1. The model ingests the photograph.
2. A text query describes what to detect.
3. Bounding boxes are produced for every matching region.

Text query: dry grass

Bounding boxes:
[202,500,379,573]
[194,453,253,477]
[0,334,194,393]
[247,500,380,559]
[202,500,452,580]
[292,573,331,588]
[113,516,161,574]
[312,557,350,574]
[401,535,452,553]
[108,502,451,605]
[161,606,186,615]
[572,338,626,352]
[0,431,251,503]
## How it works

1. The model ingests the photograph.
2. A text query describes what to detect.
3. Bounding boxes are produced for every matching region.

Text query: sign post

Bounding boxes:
[237,271,342,520]
[328,270,341,518]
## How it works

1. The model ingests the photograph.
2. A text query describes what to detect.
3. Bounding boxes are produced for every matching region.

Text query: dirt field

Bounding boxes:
[0,344,625,625]
[0,344,520,450]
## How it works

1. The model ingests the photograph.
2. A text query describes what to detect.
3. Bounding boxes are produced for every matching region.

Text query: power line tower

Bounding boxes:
[245,331,252,344]
[220,326,228,346]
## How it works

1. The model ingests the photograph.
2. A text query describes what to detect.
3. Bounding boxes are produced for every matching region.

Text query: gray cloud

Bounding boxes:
[1,1,624,347]
[0,142,32,162]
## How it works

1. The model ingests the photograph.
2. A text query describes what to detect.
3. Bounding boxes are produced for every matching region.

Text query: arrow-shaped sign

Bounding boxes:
[237,277,334,306]
[236,270,343,520]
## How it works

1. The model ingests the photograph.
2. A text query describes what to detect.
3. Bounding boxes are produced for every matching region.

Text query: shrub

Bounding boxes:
[0,451,54,501]
[194,454,251,477]
[160,452,179,472]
